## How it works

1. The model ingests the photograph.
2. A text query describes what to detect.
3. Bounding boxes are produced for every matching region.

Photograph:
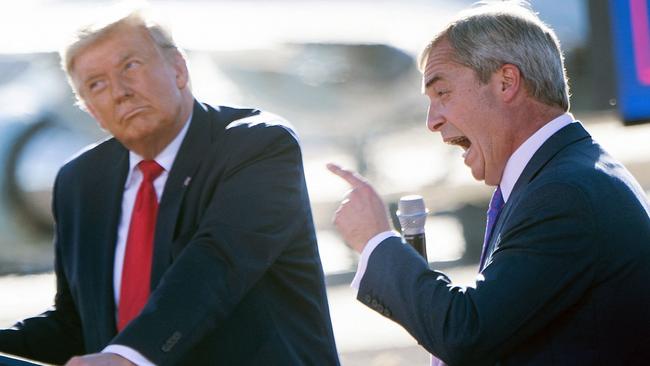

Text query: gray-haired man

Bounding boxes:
[329,2,650,365]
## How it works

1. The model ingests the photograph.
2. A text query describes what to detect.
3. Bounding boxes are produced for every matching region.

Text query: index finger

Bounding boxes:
[326,163,367,187]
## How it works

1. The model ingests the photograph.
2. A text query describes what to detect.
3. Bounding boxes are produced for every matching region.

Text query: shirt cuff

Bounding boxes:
[103,345,156,366]
[350,230,401,291]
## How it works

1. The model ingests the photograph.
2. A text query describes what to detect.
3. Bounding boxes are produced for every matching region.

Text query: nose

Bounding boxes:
[426,103,445,132]
[111,75,133,102]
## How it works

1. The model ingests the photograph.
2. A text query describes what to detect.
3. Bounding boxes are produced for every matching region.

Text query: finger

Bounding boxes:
[326,163,366,187]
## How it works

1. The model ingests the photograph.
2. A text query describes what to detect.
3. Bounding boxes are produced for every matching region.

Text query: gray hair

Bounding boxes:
[60,7,181,104]
[418,1,570,111]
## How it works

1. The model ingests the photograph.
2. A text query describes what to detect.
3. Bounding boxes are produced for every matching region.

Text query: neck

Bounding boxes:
[509,99,566,155]
[487,100,566,186]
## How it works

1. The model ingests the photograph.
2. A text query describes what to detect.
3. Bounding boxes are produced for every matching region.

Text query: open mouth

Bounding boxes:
[446,136,471,150]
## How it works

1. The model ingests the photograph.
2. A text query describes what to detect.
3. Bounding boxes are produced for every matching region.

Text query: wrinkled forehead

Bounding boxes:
[71,23,150,66]
[75,26,152,68]
[70,26,158,95]
[422,53,437,90]
[421,40,457,91]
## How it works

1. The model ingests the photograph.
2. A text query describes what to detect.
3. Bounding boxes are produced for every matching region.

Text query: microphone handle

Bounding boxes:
[404,233,427,261]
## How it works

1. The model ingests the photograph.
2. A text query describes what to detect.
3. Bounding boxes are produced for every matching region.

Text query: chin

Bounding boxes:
[483,174,500,186]
[469,167,486,183]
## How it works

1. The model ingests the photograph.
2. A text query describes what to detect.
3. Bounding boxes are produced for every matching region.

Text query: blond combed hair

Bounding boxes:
[59,3,182,107]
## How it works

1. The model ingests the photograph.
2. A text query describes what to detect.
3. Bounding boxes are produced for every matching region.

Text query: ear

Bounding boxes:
[170,51,189,90]
[498,63,522,103]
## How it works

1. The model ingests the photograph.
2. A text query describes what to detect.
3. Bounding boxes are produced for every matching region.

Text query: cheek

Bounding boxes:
[147,73,181,103]
[473,138,490,166]
[85,99,108,122]
[471,146,487,173]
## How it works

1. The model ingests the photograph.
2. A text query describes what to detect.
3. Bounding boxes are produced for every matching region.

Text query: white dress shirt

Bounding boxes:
[102,114,192,366]
[351,113,575,290]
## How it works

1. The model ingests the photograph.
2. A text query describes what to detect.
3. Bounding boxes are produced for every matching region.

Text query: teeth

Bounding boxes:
[447,137,464,145]
[447,136,471,149]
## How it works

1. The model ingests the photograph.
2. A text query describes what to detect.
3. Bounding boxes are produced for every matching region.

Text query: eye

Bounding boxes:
[437,90,450,97]
[87,79,107,94]
[124,60,141,71]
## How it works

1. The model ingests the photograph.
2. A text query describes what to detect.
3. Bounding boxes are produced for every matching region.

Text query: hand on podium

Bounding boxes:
[65,353,134,366]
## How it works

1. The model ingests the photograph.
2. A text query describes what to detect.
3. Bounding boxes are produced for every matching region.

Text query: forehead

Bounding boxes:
[70,25,156,77]
[422,40,464,88]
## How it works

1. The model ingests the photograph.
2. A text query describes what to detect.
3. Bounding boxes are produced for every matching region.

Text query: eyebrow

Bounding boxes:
[424,75,442,89]
[80,72,101,90]
[117,52,134,66]
[80,51,135,86]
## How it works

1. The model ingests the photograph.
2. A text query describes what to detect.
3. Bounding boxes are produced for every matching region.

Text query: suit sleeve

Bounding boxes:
[358,182,598,366]
[0,172,85,365]
[111,125,310,365]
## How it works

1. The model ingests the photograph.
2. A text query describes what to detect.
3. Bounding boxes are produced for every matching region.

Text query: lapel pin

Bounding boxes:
[183,177,192,186]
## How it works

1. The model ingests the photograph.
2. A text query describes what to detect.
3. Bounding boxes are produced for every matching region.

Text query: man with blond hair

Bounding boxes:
[329,1,650,365]
[0,7,339,366]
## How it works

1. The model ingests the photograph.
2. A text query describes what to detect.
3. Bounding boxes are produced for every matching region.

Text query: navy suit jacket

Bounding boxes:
[358,122,650,365]
[0,101,340,365]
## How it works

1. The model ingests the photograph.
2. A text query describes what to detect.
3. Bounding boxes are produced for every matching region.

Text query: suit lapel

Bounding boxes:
[483,122,591,267]
[150,101,216,288]
[89,143,129,344]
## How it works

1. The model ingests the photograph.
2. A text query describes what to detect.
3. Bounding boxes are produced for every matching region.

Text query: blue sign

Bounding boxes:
[609,0,650,123]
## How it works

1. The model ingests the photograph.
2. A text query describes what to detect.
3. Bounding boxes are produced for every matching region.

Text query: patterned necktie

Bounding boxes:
[479,186,505,270]
[118,160,164,331]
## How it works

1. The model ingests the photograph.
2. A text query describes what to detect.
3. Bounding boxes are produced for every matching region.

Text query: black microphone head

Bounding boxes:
[396,195,428,235]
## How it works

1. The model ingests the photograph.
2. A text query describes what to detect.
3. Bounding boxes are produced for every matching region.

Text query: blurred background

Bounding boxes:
[0,0,649,364]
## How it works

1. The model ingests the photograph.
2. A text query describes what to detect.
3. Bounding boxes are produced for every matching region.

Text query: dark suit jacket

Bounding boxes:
[358,122,650,365]
[0,101,340,365]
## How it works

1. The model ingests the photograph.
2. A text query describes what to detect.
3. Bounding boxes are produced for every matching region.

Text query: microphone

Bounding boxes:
[396,195,428,261]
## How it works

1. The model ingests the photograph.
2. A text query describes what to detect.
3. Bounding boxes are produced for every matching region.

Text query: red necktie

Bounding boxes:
[118,160,164,331]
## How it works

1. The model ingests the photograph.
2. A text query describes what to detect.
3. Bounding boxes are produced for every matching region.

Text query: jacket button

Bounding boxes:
[363,294,372,303]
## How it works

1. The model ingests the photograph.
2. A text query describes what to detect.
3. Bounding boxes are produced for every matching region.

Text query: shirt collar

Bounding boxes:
[124,111,193,189]
[500,113,574,202]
